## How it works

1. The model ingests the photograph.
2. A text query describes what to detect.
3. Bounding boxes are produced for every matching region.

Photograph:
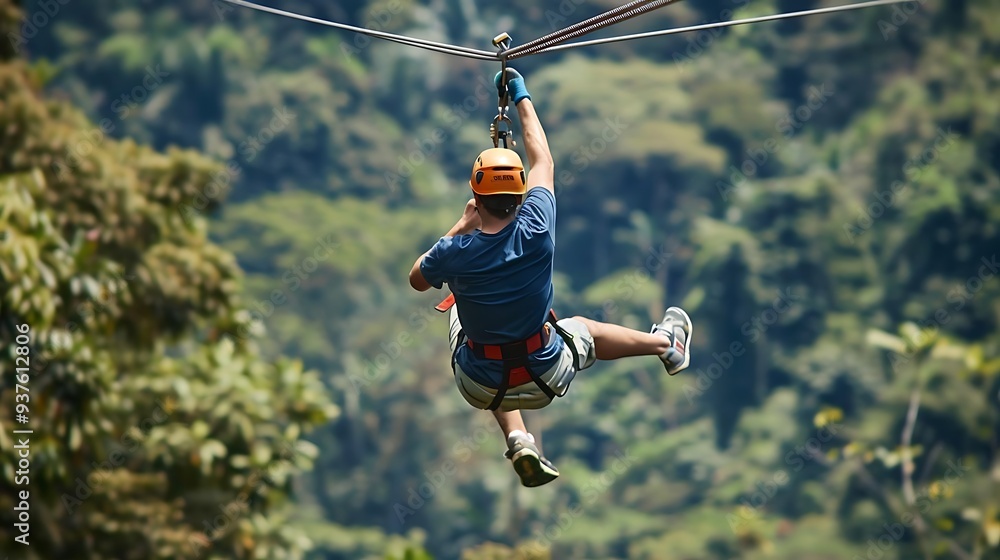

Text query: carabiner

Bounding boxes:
[490,33,515,149]
[493,32,512,107]
[491,113,515,149]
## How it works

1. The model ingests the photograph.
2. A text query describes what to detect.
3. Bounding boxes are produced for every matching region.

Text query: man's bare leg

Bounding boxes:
[573,316,671,360]
[491,408,559,487]
[492,408,527,440]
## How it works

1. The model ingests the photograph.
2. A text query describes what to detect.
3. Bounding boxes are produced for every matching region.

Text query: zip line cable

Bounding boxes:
[502,0,684,59]
[221,0,916,63]
[529,0,913,55]
[218,0,497,60]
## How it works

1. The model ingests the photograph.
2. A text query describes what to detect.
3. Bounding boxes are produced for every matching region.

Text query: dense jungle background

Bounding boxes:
[2,0,1000,558]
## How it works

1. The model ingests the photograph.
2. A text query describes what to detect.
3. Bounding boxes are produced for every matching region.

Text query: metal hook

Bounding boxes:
[491,113,515,149]
[491,33,515,149]
[493,32,512,54]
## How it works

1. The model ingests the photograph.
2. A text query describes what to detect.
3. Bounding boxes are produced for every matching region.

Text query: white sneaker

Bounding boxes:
[652,307,693,375]
[503,431,559,487]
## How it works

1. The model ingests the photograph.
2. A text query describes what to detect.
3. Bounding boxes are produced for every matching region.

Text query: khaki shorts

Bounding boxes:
[448,307,596,412]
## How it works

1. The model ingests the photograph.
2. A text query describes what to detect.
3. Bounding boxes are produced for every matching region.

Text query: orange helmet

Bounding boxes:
[469,148,527,196]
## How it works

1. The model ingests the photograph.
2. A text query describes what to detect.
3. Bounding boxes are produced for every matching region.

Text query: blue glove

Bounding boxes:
[495,68,531,105]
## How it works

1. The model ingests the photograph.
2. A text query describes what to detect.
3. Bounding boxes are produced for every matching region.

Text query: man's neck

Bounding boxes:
[479,214,516,234]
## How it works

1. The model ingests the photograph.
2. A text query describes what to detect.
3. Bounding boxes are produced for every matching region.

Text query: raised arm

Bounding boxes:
[498,69,554,194]
[517,99,554,195]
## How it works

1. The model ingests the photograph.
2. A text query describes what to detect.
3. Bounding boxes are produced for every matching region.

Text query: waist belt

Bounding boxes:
[465,309,563,411]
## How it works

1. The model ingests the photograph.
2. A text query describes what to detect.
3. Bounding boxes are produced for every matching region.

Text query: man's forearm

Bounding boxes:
[445,218,476,237]
[516,99,553,169]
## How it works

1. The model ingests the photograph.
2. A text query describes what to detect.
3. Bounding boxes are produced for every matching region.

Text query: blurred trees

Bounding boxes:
[0,8,338,556]
[2,0,1000,558]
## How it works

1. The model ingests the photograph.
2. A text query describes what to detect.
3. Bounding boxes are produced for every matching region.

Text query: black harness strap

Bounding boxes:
[485,348,558,411]
[452,309,580,411]
[547,309,581,371]
[477,309,566,411]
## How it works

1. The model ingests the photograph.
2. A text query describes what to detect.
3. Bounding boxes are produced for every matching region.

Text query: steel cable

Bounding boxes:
[219,0,497,60]
[502,0,674,59]
[532,0,914,55]
[499,0,680,59]
[221,0,918,64]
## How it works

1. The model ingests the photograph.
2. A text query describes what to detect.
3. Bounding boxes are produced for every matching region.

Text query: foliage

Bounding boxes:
[0,21,337,558]
[2,0,1000,558]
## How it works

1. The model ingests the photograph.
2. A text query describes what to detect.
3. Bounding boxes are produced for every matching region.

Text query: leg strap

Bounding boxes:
[486,356,558,411]
[485,363,510,411]
[548,309,582,372]
[459,309,569,411]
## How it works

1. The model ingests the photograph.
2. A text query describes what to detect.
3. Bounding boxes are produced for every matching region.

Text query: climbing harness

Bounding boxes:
[437,291,581,410]
[470,310,558,411]
[448,306,579,411]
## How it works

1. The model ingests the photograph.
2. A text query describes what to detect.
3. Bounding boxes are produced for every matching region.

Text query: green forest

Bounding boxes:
[1,0,999,558]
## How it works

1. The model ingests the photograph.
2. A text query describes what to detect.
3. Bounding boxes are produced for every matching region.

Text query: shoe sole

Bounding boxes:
[511,449,559,487]
[665,307,693,376]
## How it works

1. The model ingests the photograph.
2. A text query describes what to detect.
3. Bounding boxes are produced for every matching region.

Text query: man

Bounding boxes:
[408,67,693,487]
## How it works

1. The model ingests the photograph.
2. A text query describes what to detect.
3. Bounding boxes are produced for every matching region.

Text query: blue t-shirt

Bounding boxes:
[421,187,564,387]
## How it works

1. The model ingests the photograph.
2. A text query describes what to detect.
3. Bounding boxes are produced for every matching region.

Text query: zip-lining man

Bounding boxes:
[409,67,693,487]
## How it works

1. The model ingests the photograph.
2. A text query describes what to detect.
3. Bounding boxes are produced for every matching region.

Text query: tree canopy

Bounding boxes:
[2,0,999,558]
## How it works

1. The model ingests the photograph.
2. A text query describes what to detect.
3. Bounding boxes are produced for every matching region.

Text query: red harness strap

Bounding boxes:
[465,310,562,410]
[466,324,551,387]
[436,294,566,410]
[434,293,456,313]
